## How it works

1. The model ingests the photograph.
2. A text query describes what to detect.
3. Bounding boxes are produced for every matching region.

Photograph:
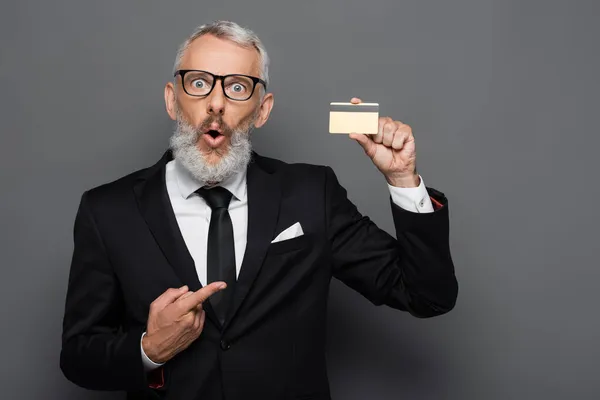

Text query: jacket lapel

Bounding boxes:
[132,150,221,328]
[223,153,282,331]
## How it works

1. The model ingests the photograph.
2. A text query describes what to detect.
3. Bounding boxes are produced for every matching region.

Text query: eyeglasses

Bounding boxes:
[174,69,267,101]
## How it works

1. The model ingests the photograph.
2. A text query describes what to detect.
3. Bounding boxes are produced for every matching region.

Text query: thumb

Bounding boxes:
[153,285,190,308]
[349,133,376,158]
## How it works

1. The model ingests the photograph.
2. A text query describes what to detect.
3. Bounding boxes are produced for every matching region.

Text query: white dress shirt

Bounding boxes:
[141,159,434,371]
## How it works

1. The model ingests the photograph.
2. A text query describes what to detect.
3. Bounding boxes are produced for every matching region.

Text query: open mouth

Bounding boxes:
[202,128,227,147]
[205,129,222,139]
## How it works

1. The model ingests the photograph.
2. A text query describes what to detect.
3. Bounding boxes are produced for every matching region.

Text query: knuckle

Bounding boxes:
[183,313,195,327]
[173,302,185,315]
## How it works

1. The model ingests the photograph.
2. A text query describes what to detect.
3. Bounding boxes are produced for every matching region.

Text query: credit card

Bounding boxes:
[329,102,379,134]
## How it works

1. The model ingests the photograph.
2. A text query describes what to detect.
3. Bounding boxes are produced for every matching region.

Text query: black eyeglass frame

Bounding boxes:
[174,69,267,101]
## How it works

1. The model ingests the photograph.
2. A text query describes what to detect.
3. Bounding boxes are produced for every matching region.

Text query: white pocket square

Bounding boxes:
[271,222,304,243]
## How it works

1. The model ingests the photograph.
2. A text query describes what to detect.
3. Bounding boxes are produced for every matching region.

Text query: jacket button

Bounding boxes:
[220,339,231,350]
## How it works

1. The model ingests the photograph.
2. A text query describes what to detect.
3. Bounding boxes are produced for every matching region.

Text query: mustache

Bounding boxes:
[175,111,232,137]
[198,116,233,136]
[175,106,260,140]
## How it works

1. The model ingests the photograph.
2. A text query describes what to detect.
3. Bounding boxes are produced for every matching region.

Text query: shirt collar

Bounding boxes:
[174,158,247,201]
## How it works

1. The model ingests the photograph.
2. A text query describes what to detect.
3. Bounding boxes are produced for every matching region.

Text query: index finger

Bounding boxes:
[350,97,362,104]
[178,281,227,311]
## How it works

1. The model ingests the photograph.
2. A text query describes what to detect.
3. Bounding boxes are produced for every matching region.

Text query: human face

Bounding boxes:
[164,34,274,165]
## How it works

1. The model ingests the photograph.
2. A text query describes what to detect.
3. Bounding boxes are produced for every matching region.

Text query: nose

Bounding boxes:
[206,79,226,116]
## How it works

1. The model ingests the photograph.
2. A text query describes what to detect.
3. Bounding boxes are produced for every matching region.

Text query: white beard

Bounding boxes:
[169,110,257,184]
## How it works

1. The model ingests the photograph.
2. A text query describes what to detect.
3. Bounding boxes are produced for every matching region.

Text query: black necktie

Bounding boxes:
[196,186,236,325]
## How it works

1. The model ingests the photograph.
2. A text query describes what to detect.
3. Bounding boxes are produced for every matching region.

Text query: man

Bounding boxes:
[60,20,458,400]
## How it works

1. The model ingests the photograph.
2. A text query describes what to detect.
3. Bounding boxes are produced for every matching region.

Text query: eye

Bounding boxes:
[231,83,246,93]
[192,79,207,88]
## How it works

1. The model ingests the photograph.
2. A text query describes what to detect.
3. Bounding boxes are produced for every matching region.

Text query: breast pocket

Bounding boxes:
[267,233,311,255]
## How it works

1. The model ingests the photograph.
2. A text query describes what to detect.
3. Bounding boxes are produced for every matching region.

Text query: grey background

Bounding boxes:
[1,0,599,399]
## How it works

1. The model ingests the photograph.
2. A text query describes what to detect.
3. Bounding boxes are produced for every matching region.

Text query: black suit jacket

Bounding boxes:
[60,150,458,400]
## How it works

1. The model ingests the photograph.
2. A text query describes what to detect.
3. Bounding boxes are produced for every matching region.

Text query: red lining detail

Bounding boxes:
[148,367,164,389]
[430,196,443,210]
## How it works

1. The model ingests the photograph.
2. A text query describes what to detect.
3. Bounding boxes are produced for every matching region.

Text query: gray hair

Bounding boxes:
[172,20,270,88]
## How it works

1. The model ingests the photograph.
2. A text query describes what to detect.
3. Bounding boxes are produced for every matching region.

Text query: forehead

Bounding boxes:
[180,34,261,77]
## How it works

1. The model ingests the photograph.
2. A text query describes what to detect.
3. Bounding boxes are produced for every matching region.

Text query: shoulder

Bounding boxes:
[252,153,345,203]
[252,152,335,184]
[79,158,161,208]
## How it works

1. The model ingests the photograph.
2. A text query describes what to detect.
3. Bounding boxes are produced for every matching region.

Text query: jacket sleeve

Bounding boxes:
[325,166,458,317]
[59,191,150,390]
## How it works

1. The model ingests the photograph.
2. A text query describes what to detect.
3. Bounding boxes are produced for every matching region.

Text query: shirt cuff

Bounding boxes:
[141,331,165,372]
[387,175,434,213]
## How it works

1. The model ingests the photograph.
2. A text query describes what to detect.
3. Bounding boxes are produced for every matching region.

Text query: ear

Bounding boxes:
[164,81,177,121]
[254,92,274,129]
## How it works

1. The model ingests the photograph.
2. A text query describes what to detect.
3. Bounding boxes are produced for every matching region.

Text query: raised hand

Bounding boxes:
[348,97,420,188]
